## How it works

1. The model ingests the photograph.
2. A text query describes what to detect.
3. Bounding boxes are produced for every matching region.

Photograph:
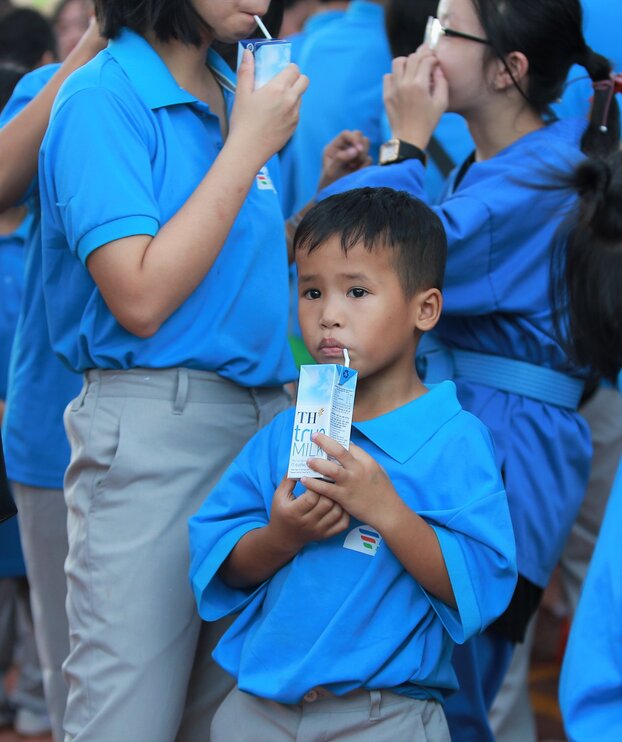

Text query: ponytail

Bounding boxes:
[578,46,621,158]
[553,153,622,382]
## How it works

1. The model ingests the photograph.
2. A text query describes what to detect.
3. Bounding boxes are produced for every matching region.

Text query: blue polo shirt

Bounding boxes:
[0,64,82,489]
[288,1,392,215]
[280,8,348,218]
[39,29,296,386]
[189,381,516,703]
[319,118,591,589]
[0,214,27,399]
[560,450,622,741]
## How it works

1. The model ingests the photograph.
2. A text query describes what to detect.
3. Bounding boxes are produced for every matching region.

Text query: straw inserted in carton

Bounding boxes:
[253,14,272,39]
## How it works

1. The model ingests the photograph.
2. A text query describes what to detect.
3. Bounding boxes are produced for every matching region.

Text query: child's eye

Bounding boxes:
[303,288,321,300]
[347,287,368,298]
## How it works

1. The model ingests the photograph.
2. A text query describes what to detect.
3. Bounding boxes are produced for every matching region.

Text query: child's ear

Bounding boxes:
[412,288,442,332]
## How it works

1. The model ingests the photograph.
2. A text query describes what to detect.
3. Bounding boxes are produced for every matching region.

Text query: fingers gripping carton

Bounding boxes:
[287,352,358,479]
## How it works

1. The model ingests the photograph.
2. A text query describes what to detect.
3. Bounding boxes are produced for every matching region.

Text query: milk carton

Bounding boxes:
[236,38,292,89]
[287,353,358,479]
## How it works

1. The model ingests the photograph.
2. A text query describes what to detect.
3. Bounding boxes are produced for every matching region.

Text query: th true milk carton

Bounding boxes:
[288,354,358,479]
[236,38,292,89]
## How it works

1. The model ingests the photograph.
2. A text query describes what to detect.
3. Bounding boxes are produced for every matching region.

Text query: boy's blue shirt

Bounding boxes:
[0,63,82,489]
[39,29,296,386]
[560,454,622,741]
[319,118,592,589]
[189,381,517,703]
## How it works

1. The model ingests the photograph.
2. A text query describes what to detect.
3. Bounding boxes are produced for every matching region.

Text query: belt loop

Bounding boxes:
[173,368,189,415]
[369,690,381,722]
[70,373,90,411]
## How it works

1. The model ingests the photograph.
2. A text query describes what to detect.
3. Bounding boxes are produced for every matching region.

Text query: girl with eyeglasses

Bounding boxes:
[319,0,620,738]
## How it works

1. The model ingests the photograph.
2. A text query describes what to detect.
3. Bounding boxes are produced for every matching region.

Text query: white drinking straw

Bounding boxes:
[253,14,272,39]
[343,349,350,368]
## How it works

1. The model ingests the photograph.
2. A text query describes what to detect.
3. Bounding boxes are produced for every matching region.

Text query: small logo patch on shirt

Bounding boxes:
[256,166,276,192]
[343,526,382,556]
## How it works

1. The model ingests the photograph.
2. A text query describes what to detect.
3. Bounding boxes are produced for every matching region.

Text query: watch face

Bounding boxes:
[380,140,400,164]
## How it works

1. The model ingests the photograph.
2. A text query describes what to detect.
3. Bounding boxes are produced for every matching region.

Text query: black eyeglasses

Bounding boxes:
[424,16,491,50]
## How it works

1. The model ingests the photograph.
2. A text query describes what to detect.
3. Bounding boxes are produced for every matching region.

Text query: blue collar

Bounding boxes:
[107,28,235,110]
[352,381,462,463]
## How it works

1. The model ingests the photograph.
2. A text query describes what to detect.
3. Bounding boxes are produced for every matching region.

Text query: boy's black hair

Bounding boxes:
[294,187,447,296]
[0,60,26,110]
[95,0,284,46]
[552,153,622,384]
[0,8,57,70]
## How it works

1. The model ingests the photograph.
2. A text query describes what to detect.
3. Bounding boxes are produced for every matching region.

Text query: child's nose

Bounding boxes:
[319,299,343,328]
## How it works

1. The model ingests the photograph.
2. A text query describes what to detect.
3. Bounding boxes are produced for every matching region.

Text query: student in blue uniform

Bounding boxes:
[555,152,622,741]
[189,188,517,741]
[0,103,49,732]
[38,1,310,739]
[288,0,392,215]
[317,0,620,738]
[279,0,349,219]
[0,23,106,742]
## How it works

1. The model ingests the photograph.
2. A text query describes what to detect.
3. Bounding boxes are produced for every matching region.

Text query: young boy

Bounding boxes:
[189,187,517,741]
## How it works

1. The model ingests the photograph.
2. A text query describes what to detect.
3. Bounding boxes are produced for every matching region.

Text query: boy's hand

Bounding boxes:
[267,475,350,555]
[302,434,401,528]
[317,130,371,192]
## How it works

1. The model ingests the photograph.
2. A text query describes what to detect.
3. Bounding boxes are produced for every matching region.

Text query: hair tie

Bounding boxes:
[592,73,622,133]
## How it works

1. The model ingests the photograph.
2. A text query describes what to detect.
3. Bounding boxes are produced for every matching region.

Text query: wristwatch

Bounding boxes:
[379,138,427,166]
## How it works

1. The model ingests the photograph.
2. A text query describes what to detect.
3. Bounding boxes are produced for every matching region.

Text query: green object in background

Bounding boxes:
[288,335,314,369]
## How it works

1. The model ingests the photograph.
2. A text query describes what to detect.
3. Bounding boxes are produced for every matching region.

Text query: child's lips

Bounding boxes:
[318,339,348,358]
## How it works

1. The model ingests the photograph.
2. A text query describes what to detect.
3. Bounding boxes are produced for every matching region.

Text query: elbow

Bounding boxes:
[119,314,162,339]
[111,301,164,339]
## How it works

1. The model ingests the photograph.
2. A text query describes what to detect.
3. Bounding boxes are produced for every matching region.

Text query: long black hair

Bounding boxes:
[552,153,622,383]
[472,0,619,158]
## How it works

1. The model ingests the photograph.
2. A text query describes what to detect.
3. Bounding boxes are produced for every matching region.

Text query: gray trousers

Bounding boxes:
[212,687,450,742]
[62,368,290,742]
[12,484,69,742]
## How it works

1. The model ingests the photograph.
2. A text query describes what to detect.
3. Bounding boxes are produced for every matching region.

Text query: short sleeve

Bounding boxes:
[188,460,271,621]
[415,422,517,643]
[188,414,289,621]
[428,488,517,643]
[41,86,160,264]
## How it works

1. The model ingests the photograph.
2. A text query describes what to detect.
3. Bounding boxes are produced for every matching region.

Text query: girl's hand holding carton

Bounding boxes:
[229,51,308,170]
